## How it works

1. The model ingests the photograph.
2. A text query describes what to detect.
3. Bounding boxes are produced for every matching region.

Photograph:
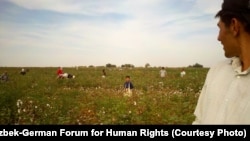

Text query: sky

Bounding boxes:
[0,0,226,68]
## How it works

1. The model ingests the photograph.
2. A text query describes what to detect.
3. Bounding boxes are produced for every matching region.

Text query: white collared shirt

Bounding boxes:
[193,57,250,124]
[160,69,166,77]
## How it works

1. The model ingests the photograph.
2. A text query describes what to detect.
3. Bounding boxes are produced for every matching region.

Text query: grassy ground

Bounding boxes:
[0,67,208,125]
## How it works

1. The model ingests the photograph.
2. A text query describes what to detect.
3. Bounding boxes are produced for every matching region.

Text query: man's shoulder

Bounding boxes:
[210,59,232,69]
[206,58,233,77]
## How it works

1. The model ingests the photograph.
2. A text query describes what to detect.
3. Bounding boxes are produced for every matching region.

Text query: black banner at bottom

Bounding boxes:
[0,125,249,139]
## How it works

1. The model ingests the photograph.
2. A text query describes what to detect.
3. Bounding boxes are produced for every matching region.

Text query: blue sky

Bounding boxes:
[0,0,225,67]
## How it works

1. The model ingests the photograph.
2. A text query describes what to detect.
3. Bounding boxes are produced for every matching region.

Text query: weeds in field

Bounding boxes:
[0,67,208,124]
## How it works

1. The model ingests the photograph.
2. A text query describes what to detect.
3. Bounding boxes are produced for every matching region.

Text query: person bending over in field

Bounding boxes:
[102,69,106,78]
[57,67,75,79]
[61,73,75,79]
[1,71,8,82]
[20,68,26,75]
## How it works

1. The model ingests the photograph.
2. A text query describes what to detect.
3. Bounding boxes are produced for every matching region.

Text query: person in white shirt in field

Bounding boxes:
[180,68,186,77]
[193,0,250,124]
[159,67,166,78]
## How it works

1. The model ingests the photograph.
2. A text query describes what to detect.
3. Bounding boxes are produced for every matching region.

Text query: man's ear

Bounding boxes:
[230,18,240,36]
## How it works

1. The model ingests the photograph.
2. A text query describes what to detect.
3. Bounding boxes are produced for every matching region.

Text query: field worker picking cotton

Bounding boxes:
[193,0,250,124]
[1,71,8,82]
[20,68,26,75]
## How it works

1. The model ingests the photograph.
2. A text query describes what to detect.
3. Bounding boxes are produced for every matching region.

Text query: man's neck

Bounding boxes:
[238,32,250,71]
[239,44,250,71]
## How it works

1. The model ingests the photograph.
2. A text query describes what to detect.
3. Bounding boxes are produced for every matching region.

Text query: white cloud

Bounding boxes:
[7,0,127,15]
[0,0,225,67]
[193,0,221,14]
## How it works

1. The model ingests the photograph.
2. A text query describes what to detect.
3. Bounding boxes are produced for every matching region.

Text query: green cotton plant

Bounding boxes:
[0,67,208,125]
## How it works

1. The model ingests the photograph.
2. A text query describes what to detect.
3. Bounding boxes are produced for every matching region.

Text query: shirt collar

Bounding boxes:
[231,57,250,76]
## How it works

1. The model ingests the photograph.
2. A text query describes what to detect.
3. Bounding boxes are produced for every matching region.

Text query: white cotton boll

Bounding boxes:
[16,99,22,107]
[134,101,137,106]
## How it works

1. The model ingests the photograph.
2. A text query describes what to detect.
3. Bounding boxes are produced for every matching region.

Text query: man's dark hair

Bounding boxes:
[215,0,250,33]
[215,11,250,33]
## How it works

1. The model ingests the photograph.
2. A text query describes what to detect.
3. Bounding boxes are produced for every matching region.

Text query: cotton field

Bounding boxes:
[0,67,208,125]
